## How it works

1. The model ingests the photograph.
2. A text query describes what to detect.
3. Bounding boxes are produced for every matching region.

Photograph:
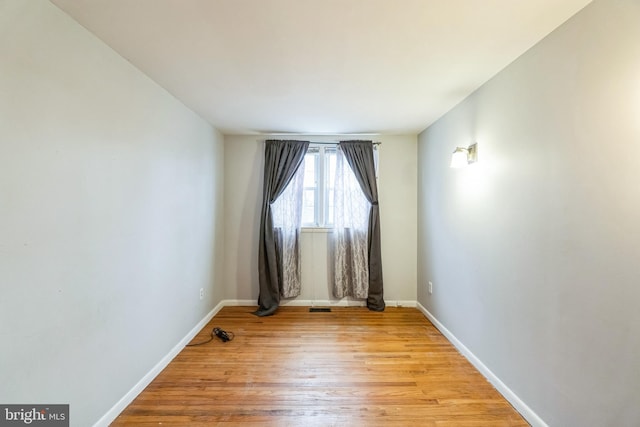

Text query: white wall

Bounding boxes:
[224,135,417,305]
[417,0,640,426]
[0,1,225,426]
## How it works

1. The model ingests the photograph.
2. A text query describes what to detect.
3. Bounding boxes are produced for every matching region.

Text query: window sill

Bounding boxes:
[301,227,333,234]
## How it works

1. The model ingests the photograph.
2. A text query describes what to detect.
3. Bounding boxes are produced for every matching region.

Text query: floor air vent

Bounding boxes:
[309,307,331,312]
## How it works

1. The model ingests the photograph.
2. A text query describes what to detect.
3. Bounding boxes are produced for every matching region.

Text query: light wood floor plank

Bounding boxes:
[112,306,528,426]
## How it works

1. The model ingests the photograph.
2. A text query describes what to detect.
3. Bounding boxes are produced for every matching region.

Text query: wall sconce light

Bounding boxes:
[450,143,478,168]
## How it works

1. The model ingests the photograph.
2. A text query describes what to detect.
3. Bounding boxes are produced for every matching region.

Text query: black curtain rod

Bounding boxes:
[306,141,382,145]
[263,139,381,145]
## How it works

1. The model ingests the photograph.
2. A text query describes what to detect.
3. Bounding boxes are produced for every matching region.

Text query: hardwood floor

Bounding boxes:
[112,306,528,426]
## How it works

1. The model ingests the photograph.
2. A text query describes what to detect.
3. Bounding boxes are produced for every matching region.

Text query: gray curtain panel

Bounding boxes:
[339,140,385,311]
[255,140,309,317]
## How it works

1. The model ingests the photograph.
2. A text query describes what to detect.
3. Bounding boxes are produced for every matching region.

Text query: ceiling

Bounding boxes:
[51,0,592,135]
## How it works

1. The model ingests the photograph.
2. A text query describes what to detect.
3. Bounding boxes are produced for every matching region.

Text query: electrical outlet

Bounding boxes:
[428,281,433,295]
[199,288,204,300]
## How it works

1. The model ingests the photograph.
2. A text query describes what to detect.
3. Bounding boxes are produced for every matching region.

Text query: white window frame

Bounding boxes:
[302,145,335,228]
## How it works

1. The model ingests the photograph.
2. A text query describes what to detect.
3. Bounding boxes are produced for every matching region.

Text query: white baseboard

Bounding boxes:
[220,299,415,308]
[281,298,365,307]
[416,302,547,427]
[387,300,417,308]
[221,299,257,306]
[221,298,366,307]
[93,301,225,427]
[281,299,416,308]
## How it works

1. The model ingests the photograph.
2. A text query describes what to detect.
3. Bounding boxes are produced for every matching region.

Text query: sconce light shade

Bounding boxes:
[450,143,478,168]
[450,148,469,168]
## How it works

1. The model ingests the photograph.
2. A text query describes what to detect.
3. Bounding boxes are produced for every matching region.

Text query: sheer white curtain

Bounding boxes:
[333,145,370,298]
[271,161,305,298]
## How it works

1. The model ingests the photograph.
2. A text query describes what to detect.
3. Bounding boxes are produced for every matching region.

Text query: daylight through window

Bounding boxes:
[302,146,336,227]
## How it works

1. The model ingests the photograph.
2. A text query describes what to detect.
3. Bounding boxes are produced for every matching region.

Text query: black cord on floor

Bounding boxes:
[186,327,234,346]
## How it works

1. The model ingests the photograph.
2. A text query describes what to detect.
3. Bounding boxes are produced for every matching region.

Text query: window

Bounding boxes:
[302,145,336,227]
